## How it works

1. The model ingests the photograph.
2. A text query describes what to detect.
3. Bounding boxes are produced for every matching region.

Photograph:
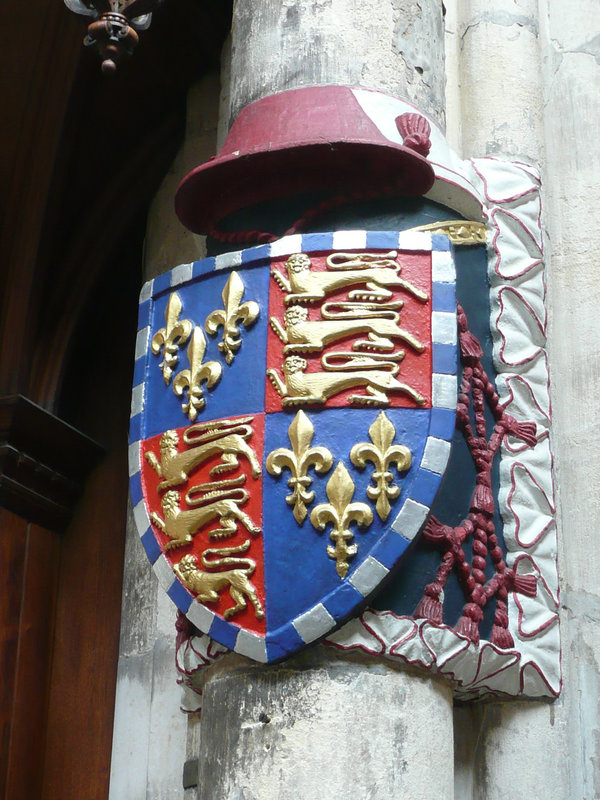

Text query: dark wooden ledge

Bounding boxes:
[0,395,103,530]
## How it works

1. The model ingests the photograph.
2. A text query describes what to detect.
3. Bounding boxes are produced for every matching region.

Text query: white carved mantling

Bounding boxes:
[324,157,559,700]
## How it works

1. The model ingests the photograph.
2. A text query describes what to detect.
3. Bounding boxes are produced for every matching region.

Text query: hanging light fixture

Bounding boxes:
[64,0,158,74]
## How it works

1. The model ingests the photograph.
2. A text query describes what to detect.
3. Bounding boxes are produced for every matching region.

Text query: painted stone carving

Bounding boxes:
[170,101,557,705]
[130,233,457,663]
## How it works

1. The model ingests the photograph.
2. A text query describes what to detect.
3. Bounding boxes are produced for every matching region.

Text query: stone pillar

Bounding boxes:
[452,4,558,798]
[228,0,447,129]
[107,2,600,798]
[536,0,600,796]
[457,0,544,162]
[452,0,600,796]
[194,2,455,799]
[198,652,453,800]
[108,73,221,800]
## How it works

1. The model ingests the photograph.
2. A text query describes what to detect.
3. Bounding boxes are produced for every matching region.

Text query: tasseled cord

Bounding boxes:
[413,307,539,648]
[414,582,444,624]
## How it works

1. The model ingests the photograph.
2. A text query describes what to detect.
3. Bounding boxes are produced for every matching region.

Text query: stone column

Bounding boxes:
[108,73,221,800]
[457,0,544,162]
[195,3,455,799]
[453,1,600,796]
[198,652,452,800]
[451,4,558,797]
[228,0,447,129]
[533,1,600,796]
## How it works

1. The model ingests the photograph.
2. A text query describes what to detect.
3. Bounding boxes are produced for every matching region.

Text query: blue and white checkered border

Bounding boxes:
[128,230,456,663]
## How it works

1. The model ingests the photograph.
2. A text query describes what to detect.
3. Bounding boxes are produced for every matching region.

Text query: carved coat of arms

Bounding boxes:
[129,231,457,662]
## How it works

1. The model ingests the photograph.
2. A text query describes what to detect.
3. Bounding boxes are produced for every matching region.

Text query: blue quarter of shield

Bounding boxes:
[262,407,430,633]
[142,262,271,439]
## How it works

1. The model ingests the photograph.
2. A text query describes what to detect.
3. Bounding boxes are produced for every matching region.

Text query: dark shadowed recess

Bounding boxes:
[0,1,232,798]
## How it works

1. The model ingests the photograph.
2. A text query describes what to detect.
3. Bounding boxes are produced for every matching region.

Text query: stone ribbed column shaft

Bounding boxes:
[537,0,600,797]
[453,1,600,797]
[196,2,454,799]
[451,4,554,798]
[108,75,221,800]
[198,653,453,800]
[228,0,446,130]
[457,0,544,162]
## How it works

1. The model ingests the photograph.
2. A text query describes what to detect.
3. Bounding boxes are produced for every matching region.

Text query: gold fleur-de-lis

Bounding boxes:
[350,411,412,521]
[172,328,222,421]
[266,410,333,524]
[151,292,193,384]
[205,271,259,365]
[310,462,373,579]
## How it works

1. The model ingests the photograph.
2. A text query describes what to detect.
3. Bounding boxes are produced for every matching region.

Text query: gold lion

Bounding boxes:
[150,483,261,550]
[269,302,425,354]
[271,251,428,305]
[145,417,262,491]
[267,354,426,407]
[174,539,264,620]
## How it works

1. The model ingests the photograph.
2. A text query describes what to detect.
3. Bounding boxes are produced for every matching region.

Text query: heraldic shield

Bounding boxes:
[129,231,457,663]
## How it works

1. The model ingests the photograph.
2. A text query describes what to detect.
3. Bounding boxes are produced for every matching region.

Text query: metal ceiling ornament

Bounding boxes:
[64,0,156,74]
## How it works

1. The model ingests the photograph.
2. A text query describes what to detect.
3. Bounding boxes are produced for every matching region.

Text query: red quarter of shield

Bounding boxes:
[141,414,266,635]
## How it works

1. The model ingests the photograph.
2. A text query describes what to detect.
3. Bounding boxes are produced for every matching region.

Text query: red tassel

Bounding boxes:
[414,595,443,624]
[456,615,480,644]
[395,112,432,156]
[175,610,196,649]
[459,329,483,361]
[456,603,483,643]
[504,416,537,447]
[176,610,192,635]
[423,516,453,543]
[456,305,468,331]
[491,625,514,649]
[508,572,537,597]
[472,481,494,515]
[415,583,444,623]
